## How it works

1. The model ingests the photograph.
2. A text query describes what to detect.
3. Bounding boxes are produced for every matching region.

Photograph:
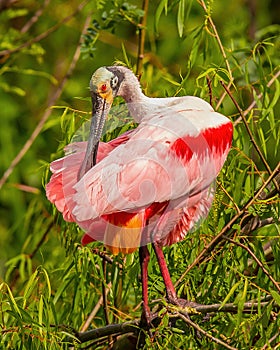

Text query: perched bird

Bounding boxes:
[46,66,232,321]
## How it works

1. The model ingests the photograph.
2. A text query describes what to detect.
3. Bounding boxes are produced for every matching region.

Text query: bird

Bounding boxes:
[46,65,233,323]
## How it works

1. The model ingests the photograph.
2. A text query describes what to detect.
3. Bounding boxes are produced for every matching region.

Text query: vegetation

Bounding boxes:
[0,0,279,348]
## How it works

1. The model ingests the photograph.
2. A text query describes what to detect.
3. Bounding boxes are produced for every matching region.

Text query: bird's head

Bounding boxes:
[89,66,126,103]
[77,66,130,180]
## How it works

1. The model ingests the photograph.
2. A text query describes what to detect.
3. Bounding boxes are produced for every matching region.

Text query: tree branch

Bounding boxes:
[0,14,91,190]
[177,310,237,350]
[175,162,280,287]
[0,1,88,58]
[220,80,278,191]
[73,298,277,346]
[136,0,149,76]
[222,236,280,293]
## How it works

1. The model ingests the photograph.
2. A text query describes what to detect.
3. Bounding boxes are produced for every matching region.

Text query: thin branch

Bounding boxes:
[198,0,234,110]
[91,248,123,270]
[102,258,111,326]
[222,236,280,293]
[76,320,140,343]
[20,0,50,34]
[198,0,233,82]
[136,0,149,76]
[220,80,278,191]
[175,162,280,287]
[29,219,55,259]
[241,216,276,235]
[194,300,274,313]
[80,283,112,332]
[238,69,280,121]
[74,298,277,346]
[0,15,91,190]
[261,329,280,350]
[0,1,88,58]
[177,311,237,350]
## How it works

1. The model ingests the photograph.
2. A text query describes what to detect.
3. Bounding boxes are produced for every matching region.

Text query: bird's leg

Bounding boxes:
[152,241,178,304]
[139,245,151,326]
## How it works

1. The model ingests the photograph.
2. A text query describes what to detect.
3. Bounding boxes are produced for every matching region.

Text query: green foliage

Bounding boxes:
[0,0,279,349]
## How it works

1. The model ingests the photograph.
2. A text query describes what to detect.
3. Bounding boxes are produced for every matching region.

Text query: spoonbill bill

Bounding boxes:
[46,66,232,321]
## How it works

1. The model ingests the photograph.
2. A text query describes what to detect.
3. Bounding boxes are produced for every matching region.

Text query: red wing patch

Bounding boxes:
[170,122,233,161]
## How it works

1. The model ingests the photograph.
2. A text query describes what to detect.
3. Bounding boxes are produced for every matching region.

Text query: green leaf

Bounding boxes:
[270,290,280,306]
[155,0,169,33]
[219,280,241,310]
[23,269,38,307]
[177,0,185,37]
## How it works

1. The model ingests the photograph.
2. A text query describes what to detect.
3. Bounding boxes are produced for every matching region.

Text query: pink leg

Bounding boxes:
[152,241,178,304]
[139,245,151,324]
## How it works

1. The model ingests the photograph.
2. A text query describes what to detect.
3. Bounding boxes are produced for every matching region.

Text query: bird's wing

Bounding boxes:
[46,131,134,222]
[73,108,232,222]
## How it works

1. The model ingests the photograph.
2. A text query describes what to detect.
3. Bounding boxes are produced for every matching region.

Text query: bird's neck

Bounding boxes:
[119,71,150,123]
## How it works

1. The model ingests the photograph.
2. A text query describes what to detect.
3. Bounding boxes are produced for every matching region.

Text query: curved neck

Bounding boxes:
[118,70,149,123]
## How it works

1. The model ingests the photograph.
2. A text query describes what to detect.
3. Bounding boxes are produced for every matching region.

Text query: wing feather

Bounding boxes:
[72,109,232,223]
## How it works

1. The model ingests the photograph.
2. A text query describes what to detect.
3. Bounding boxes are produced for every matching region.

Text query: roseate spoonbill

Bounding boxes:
[46,66,232,321]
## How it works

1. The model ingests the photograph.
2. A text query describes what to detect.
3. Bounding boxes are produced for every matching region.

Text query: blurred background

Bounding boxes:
[0,0,279,348]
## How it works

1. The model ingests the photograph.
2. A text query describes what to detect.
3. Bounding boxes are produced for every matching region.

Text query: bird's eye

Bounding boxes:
[111,76,118,89]
[100,84,107,92]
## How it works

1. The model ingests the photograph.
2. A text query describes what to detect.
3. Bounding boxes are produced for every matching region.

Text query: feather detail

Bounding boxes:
[103,211,145,254]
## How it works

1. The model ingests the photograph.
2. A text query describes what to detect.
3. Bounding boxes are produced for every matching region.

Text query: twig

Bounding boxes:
[175,162,280,287]
[220,80,278,191]
[198,0,234,110]
[198,0,233,82]
[222,236,280,293]
[237,69,280,123]
[206,76,213,107]
[136,0,149,76]
[241,216,276,235]
[20,0,50,34]
[194,300,274,313]
[73,297,277,344]
[102,258,111,326]
[261,328,280,350]
[91,248,123,269]
[177,311,237,350]
[29,219,55,259]
[80,283,112,332]
[0,15,91,190]
[0,1,88,58]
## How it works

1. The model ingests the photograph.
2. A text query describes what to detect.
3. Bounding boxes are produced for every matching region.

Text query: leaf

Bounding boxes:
[23,269,39,307]
[0,82,25,96]
[219,280,241,310]
[154,0,169,33]
[5,284,22,319]
[38,295,44,333]
[270,290,280,306]
[177,0,185,37]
